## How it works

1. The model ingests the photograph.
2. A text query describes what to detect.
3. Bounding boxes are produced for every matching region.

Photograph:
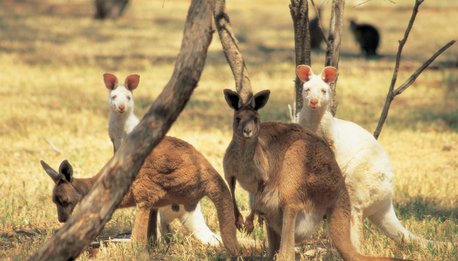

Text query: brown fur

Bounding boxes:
[223,89,406,261]
[40,136,241,256]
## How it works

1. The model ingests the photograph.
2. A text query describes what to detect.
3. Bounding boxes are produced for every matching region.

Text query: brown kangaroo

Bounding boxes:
[222,89,406,261]
[40,136,241,256]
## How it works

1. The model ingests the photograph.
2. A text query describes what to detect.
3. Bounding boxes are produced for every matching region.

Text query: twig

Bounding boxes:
[43,137,62,155]
[373,40,455,139]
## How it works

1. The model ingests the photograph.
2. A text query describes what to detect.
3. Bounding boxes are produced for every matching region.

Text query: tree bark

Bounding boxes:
[324,0,345,115]
[214,0,252,102]
[29,0,215,260]
[290,0,311,119]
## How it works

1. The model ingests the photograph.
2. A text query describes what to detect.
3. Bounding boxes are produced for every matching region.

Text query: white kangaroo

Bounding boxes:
[294,65,436,250]
[103,73,221,245]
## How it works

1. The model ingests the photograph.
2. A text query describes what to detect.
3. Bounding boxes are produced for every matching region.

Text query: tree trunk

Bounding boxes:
[324,0,345,115]
[214,0,252,102]
[290,0,311,119]
[29,0,215,260]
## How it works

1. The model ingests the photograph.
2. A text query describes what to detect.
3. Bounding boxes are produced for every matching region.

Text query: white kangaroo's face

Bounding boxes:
[296,65,338,110]
[302,76,331,110]
[103,73,140,114]
[109,85,134,114]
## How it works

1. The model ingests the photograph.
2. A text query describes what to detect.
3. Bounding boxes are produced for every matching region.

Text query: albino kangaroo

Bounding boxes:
[223,89,404,261]
[295,65,436,250]
[103,73,221,245]
[39,136,242,255]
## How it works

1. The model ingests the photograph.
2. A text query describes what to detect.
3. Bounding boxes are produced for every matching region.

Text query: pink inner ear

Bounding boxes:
[296,65,312,82]
[322,67,338,83]
[103,73,118,90]
[125,74,140,90]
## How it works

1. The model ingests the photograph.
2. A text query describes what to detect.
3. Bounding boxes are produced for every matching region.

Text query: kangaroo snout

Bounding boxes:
[309,98,320,109]
[243,127,253,138]
[118,104,126,112]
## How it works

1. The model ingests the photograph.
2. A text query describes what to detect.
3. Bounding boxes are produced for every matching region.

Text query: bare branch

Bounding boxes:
[214,0,252,102]
[373,40,455,139]
[290,0,311,117]
[394,40,455,96]
[325,0,345,115]
[374,0,426,139]
[28,0,215,260]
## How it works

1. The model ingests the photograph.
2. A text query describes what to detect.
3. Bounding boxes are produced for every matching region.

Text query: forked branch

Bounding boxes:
[214,0,252,102]
[373,0,455,139]
[324,0,345,115]
[28,0,215,260]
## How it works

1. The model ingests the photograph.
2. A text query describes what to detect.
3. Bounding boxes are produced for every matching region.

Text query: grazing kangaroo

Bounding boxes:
[223,89,404,260]
[103,73,221,246]
[295,65,438,250]
[40,137,242,256]
[349,20,380,57]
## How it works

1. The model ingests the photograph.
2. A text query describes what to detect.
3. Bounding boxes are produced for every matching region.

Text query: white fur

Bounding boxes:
[107,80,220,246]
[296,69,433,250]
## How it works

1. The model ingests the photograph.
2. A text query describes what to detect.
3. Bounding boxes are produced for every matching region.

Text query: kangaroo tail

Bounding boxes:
[327,185,408,261]
[204,168,242,256]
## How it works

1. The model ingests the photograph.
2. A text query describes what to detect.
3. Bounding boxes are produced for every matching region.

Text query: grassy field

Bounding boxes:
[0,0,456,260]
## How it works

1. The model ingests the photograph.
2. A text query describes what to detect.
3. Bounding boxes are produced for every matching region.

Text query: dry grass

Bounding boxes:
[0,0,456,260]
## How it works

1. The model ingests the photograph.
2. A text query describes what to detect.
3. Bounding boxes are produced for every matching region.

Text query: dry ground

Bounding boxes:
[0,0,456,260]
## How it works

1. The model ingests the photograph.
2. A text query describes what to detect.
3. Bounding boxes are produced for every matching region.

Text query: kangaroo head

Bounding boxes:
[296,65,338,110]
[104,73,140,114]
[224,89,270,140]
[40,160,82,223]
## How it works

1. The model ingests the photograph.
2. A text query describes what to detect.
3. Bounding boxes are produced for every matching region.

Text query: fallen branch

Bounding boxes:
[29,0,215,260]
[290,0,311,118]
[214,0,252,102]
[325,0,345,115]
[373,0,455,138]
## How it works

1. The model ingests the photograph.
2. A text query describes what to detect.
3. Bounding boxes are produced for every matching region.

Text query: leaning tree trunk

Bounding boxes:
[29,0,215,260]
[324,0,345,116]
[290,0,311,119]
[214,0,252,102]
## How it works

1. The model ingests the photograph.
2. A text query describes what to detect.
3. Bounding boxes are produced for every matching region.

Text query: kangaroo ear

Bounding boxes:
[296,65,313,82]
[59,160,73,183]
[125,74,140,91]
[321,66,338,83]
[253,90,270,111]
[40,160,60,183]
[223,89,241,110]
[103,73,118,90]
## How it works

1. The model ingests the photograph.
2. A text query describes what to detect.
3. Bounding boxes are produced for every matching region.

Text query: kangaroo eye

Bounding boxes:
[321,89,327,94]
[111,95,117,99]
[305,88,311,93]
[126,96,131,100]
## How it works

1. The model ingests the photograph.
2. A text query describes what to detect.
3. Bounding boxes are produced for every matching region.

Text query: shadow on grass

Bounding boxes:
[396,196,457,221]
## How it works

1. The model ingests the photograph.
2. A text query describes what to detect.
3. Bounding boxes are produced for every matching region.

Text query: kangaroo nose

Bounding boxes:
[119,104,125,111]
[243,128,252,137]
[310,98,318,106]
